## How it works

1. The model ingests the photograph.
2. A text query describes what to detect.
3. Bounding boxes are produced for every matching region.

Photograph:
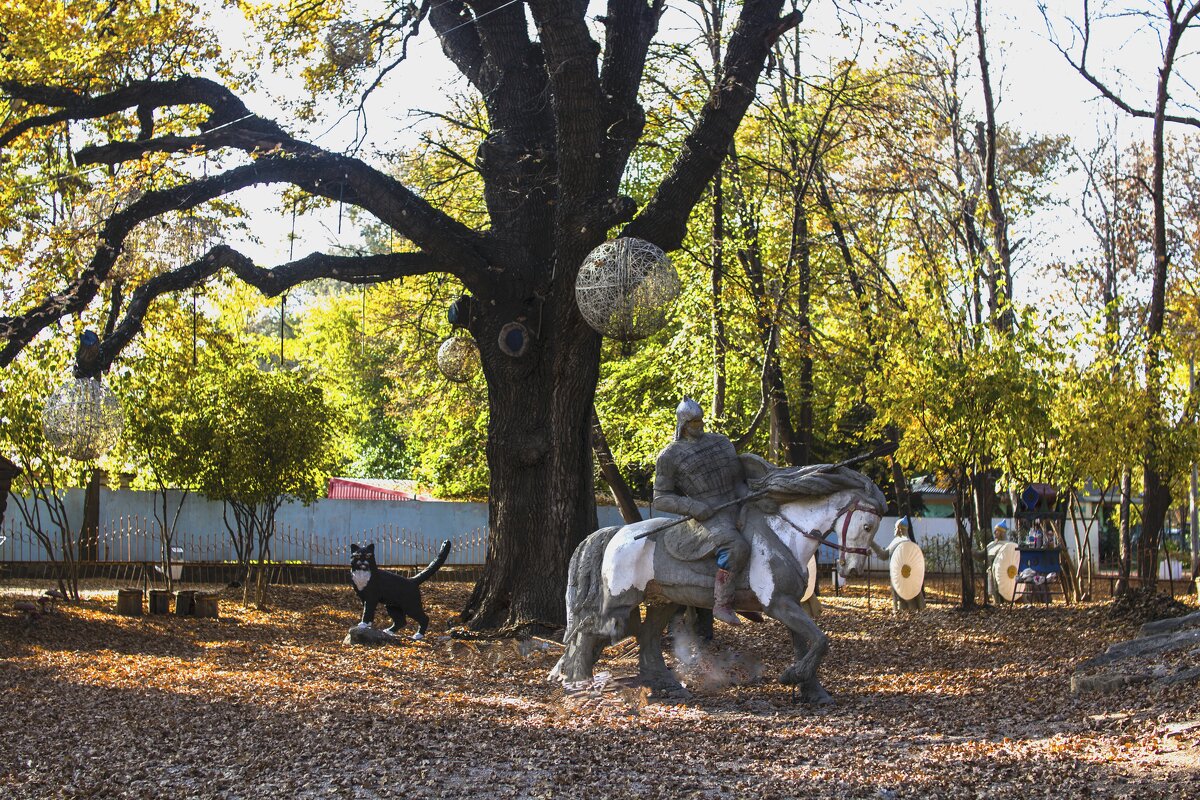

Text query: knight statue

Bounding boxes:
[653,397,750,626]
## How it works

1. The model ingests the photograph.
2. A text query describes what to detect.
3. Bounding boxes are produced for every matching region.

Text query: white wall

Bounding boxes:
[0,489,644,566]
[0,490,1100,570]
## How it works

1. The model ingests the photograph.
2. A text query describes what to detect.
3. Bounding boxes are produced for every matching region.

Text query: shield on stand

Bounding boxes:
[889,540,926,601]
[991,541,1020,602]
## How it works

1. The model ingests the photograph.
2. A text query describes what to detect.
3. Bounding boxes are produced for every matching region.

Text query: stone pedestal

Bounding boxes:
[344,625,402,646]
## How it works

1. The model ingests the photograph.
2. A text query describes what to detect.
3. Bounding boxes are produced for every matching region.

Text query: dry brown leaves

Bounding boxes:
[0,582,1197,799]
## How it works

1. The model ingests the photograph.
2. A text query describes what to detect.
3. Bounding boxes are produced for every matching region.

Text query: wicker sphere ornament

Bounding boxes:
[41,378,123,461]
[575,238,680,341]
[325,21,376,71]
[436,336,480,383]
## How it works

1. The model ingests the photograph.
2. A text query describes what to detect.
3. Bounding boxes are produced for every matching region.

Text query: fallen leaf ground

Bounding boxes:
[0,581,1197,799]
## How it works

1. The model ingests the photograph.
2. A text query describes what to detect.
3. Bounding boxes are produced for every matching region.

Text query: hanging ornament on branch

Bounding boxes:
[436,336,481,383]
[325,20,376,72]
[574,238,680,341]
[42,377,123,461]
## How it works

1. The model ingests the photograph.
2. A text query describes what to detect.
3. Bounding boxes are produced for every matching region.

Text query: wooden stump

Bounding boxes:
[148,589,171,615]
[175,590,196,616]
[116,588,143,617]
[194,593,219,619]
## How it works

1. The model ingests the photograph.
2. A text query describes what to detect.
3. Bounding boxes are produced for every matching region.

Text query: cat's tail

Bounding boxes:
[412,539,452,584]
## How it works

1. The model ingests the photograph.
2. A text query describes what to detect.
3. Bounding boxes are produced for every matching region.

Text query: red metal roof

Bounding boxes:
[326,478,431,501]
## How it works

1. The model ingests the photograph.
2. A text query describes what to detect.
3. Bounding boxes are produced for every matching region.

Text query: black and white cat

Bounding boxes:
[350,540,451,640]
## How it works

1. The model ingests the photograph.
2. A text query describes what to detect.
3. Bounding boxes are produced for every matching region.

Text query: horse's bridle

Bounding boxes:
[777,498,878,557]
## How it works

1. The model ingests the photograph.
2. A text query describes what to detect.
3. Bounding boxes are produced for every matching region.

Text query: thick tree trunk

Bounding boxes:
[460,297,602,632]
[81,468,100,561]
[1135,4,1179,596]
[0,455,19,533]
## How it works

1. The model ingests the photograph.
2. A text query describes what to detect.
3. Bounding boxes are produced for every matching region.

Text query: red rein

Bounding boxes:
[781,498,877,557]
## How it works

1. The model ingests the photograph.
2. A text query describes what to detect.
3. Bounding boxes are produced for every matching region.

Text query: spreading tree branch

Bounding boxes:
[3,78,492,281]
[598,0,667,190]
[624,0,802,249]
[1039,1,1200,129]
[96,246,439,371]
[0,155,485,366]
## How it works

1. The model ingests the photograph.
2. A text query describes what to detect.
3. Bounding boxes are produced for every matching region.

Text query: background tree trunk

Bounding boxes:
[953,478,978,608]
[592,407,641,524]
[1117,467,1133,596]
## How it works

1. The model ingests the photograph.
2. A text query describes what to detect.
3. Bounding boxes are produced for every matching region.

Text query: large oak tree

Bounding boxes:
[0,1,800,630]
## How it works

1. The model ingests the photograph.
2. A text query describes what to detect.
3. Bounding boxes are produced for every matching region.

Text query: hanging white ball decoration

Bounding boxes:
[41,378,123,461]
[575,238,680,341]
[436,336,480,383]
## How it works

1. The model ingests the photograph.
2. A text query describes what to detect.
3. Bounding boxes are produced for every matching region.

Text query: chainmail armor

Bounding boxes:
[668,434,742,502]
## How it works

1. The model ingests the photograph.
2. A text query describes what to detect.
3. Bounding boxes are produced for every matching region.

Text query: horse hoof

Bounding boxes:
[651,684,692,700]
[640,673,686,696]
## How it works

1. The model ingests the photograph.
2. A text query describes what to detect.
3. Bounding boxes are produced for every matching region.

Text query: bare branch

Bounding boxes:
[624,0,802,250]
[1,79,494,280]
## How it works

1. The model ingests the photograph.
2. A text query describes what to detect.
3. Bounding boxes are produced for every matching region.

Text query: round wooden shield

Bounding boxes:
[991,541,1020,602]
[801,554,817,602]
[889,540,926,601]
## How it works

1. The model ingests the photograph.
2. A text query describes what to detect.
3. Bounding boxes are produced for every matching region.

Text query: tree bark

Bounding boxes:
[459,294,603,632]
[1140,466,1170,589]
[0,456,20,537]
[972,467,998,551]
[81,469,100,562]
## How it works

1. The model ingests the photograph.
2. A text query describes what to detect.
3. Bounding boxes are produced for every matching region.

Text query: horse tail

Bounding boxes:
[551,525,623,683]
[564,526,621,634]
[411,539,452,585]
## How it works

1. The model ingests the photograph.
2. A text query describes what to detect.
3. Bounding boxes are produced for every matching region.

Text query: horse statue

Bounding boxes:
[550,458,887,704]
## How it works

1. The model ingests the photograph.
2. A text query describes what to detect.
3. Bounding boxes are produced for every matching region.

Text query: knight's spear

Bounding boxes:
[631,441,899,541]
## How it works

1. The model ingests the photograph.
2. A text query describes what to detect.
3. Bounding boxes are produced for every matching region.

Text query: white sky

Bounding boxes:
[203,0,1189,305]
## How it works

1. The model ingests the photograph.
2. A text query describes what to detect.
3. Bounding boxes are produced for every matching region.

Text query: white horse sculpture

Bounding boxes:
[550,458,886,704]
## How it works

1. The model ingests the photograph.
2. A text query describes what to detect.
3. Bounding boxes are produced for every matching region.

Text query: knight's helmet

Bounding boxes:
[675,397,704,440]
